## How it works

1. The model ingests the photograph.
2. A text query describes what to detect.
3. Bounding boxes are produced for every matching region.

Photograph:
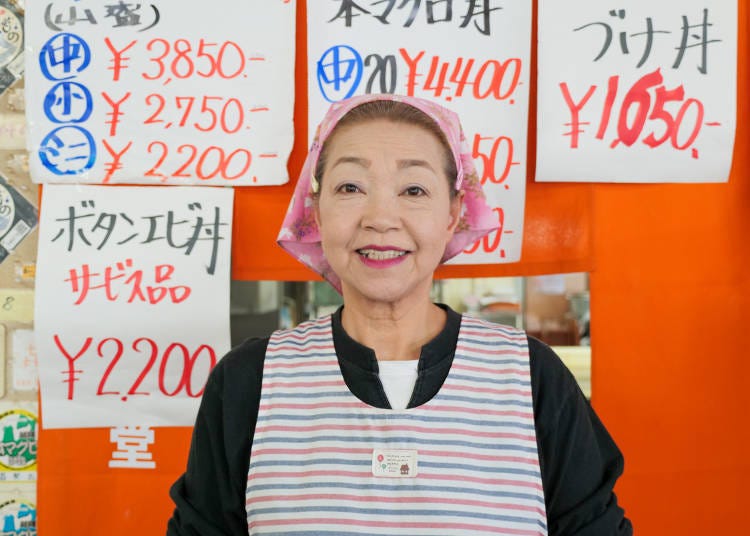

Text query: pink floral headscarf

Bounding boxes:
[277,93,499,292]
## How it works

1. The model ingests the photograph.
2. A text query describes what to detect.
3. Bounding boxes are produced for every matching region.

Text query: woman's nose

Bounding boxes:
[361,190,400,232]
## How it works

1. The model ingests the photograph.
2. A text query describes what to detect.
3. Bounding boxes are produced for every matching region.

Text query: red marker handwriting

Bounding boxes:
[101,91,132,136]
[144,95,247,133]
[64,259,192,305]
[102,139,133,183]
[105,38,137,81]
[401,49,522,102]
[54,335,217,401]
[142,38,250,82]
[561,68,708,157]
[472,134,519,187]
[54,334,92,400]
[463,207,508,258]
[145,142,252,181]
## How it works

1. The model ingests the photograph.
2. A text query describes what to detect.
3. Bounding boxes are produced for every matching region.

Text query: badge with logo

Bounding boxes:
[0,499,36,535]
[372,449,418,478]
[0,409,37,481]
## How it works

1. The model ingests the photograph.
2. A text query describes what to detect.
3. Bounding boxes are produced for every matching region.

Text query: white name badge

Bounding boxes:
[372,449,418,478]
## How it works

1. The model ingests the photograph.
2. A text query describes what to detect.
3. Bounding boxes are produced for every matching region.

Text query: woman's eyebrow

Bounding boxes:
[329,156,436,173]
[330,156,370,169]
[398,159,436,172]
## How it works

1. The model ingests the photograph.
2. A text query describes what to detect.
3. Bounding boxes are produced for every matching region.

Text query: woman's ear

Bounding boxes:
[447,190,464,233]
[313,195,321,229]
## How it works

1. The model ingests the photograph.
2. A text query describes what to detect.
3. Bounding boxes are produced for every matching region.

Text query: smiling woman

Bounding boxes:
[167,94,633,536]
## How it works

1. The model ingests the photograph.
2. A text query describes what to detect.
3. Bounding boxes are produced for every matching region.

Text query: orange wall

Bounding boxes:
[38,2,749,534]
[591,3,749,530]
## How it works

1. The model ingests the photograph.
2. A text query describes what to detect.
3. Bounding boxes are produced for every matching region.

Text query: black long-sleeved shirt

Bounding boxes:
[168,306,632,535]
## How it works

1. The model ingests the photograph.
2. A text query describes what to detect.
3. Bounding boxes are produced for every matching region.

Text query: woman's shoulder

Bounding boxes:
[209,336,270,390]
[526,335,582,397]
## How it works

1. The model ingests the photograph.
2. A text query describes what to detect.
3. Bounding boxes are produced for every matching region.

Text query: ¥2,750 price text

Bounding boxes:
[144,95,264,134]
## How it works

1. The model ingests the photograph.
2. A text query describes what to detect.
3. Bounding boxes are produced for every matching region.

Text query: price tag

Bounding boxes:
[35,185,233,429]
[537,0,737,182]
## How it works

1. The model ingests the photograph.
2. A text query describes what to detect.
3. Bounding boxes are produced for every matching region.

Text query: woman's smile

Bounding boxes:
[356,246,410,267]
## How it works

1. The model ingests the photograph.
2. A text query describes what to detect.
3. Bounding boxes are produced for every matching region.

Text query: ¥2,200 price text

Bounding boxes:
[54,334,217,401]
[145,142,255,181]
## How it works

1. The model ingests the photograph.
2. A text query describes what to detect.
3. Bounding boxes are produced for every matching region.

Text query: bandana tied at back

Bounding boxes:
[277,93,500,292]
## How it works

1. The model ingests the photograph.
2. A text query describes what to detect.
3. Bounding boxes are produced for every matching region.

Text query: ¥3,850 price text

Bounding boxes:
[54,334,217,401]
[140,38,261,82]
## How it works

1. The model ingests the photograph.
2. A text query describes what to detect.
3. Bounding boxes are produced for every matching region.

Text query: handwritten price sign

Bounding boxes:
[25,0,296,185]
[536,1,737,183]
[308,0,532,264]
[34,186,233,429]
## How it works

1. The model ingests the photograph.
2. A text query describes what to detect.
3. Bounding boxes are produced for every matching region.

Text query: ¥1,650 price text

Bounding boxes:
[561,68,711,157]
[54,334,217,401]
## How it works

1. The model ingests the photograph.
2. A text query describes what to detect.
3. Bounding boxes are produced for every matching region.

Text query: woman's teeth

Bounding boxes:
[357,249,407,260]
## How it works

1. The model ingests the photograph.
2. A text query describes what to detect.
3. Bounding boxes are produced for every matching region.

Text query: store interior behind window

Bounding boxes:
[231,273,591,397]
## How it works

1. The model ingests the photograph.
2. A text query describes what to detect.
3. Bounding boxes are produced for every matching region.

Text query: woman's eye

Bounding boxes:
[404,185,426,196]
[336,183,360,194]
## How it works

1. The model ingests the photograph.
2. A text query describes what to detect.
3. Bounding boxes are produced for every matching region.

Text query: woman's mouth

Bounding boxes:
[356,248,408,260]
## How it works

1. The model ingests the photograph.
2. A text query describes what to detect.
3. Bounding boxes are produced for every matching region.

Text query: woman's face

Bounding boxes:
[315,119,462,307]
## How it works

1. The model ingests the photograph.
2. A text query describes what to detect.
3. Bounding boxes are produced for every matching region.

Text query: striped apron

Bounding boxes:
[246,314,547,535]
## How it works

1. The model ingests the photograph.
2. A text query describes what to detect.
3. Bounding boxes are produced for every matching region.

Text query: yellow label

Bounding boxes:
[0,289,33,324]
[19,264,35,280]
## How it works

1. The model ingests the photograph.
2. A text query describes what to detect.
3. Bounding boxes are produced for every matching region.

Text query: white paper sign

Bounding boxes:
[536,1,737,182]
[308,1,532,264]
[34,185,233,429]
[25,0,296,185]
